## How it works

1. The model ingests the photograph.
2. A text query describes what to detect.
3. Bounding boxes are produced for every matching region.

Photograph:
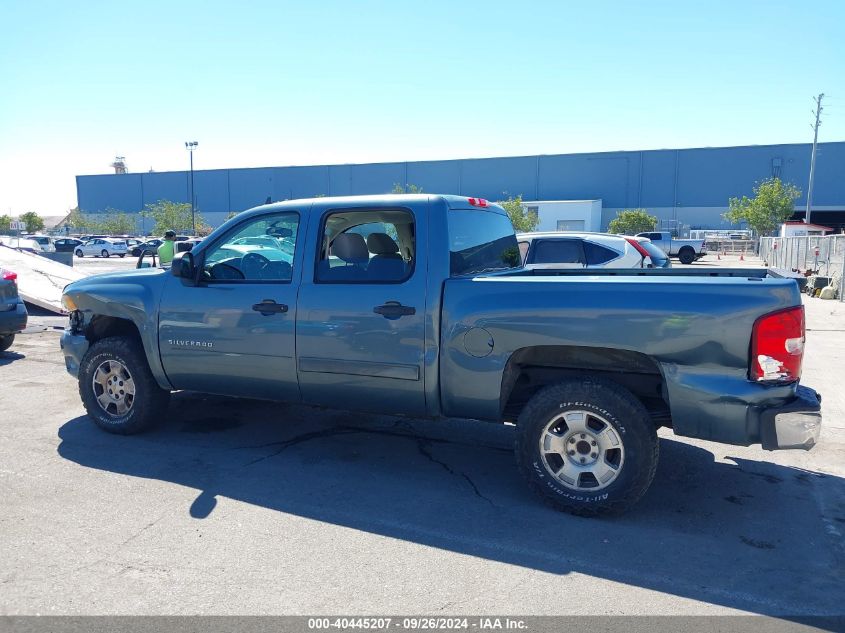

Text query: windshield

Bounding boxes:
[448,210,521,276]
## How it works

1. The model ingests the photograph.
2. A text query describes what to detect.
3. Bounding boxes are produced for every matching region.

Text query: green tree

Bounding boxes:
[723,177,800,237]
[19,211,45,233]
[607,209,658,235]
[66,207,96,233]
[0,214,12,235]
[99,209,137,235]
[499,195,539,232]
[391,183,424,194]
[140,200,203,235]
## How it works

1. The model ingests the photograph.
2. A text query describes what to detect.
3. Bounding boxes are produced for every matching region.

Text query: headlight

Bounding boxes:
[61,294,77,312]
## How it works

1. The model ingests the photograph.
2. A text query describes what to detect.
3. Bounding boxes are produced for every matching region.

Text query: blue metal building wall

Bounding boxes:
[76,142,845,227]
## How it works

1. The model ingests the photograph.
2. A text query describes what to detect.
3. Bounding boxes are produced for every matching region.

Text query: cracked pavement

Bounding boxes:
[0,299,843,617]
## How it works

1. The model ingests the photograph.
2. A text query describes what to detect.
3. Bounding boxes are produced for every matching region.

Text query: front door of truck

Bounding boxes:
[295,202,427,416]
[158,209,304,402]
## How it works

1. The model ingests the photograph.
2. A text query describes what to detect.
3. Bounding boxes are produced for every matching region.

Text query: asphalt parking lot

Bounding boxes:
[1,254,843,618]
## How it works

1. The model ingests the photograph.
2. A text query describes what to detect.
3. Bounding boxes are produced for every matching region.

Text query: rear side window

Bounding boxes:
[583,241,620,265]
[316,208,415,283]
[530,239,584,264]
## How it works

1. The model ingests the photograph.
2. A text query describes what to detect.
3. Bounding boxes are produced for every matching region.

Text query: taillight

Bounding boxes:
[1,268,16,282]
[625,238,651,264]
[750,306,804,383]
[468,197,489,208]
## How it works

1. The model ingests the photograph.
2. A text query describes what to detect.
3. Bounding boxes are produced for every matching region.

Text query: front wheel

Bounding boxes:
[515,377,658,517]
[119,254,126,258]
[75,249,83,257]
[0,333,14,352]
[78,337,170,434]
[678,247,695,265]
[101,249,110,258]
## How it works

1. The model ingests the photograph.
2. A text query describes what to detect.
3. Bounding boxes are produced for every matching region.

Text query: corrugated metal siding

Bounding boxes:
[76,142,845,224]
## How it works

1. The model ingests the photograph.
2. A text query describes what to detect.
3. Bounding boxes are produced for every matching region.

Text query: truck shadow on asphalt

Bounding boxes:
[57,392,844,618]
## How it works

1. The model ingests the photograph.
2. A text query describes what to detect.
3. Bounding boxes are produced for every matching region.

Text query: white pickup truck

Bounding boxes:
[635,231,706,265]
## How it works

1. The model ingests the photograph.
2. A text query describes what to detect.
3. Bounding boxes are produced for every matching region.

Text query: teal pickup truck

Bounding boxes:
[60,195,821,516]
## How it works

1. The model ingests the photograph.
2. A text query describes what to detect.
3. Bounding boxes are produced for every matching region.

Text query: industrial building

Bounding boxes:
[75,141,845,234]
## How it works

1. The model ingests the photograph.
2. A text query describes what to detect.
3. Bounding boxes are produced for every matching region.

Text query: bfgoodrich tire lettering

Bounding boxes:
[78,336,170,435]
[515,377,658,517]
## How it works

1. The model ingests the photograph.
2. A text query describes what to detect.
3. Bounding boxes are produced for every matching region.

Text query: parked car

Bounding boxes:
[517,232,660,269]
[0,267,28,352]
[176,238,202,253]
[26,235,56,253]
[60,194,821,517]
[635,231,706,265]
[130,239,162,257]
[75,238,128,258]
[54,238,83,253]
[0,237,43,253]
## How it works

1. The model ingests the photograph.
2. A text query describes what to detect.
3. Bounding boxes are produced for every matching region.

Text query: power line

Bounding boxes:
[805,93,824,225]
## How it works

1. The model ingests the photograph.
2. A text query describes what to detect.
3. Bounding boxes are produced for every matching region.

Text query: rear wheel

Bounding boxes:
[101,249,110,258]
[0,333,14,352]
[78,337,170,434]
[678,247,695,265]
[515,377,658,516]
[119,254,126,258]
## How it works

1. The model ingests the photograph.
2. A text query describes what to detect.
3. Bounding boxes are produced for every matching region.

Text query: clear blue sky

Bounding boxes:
[1,0,843,216]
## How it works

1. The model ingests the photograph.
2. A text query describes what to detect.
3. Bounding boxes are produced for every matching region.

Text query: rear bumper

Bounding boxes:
[759,385,822,450]
[0,302,28,335]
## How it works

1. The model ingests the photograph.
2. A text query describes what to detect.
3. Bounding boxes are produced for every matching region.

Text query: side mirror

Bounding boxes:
[171,252,196,284]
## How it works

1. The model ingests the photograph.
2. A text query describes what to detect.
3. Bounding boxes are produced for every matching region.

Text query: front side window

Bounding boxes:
[448,210,520,276]
[316,208,415,283]
[202,212,299,282]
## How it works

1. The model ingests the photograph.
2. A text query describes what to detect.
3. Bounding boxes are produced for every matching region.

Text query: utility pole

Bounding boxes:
[805,93,824,225]
[185,141,198,234]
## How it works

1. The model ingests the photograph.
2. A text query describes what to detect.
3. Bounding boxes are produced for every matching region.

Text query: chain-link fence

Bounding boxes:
[759,235,845,301]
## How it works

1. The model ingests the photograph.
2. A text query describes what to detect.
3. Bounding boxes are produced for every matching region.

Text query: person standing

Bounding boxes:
[157,230,177,266]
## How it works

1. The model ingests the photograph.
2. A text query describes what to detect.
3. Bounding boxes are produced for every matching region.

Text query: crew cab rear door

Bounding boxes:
[157,208,305,401]
[295,200,427,416]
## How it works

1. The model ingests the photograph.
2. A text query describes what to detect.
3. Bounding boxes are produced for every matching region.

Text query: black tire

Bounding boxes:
[75,249,83,257]
[678,247,695,265]
[78,336,170,435]
[515,377,658,517]
[101,249,110,258]
[0,333,14,352]
[119,254,126,258]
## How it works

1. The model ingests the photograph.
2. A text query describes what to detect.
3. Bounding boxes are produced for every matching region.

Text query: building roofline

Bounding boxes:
[75,141,845,179]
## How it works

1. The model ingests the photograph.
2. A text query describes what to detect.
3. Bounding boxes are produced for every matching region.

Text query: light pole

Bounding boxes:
[185,141,198,233]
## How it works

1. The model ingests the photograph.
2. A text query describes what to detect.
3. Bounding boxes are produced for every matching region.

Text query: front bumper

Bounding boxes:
[760,385,822,450]
[0,302,28,335]
[60,329,90,377]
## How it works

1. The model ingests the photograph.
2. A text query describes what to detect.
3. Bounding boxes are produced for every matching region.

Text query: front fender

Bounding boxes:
[63,269,171,389]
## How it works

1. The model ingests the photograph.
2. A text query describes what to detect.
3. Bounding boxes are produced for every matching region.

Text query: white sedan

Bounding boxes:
[75,238,128,258]
[516,232,667,269]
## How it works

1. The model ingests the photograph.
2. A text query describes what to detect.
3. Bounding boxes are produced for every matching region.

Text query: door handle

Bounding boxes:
[373,301,416,319]
[252,299,289,316]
